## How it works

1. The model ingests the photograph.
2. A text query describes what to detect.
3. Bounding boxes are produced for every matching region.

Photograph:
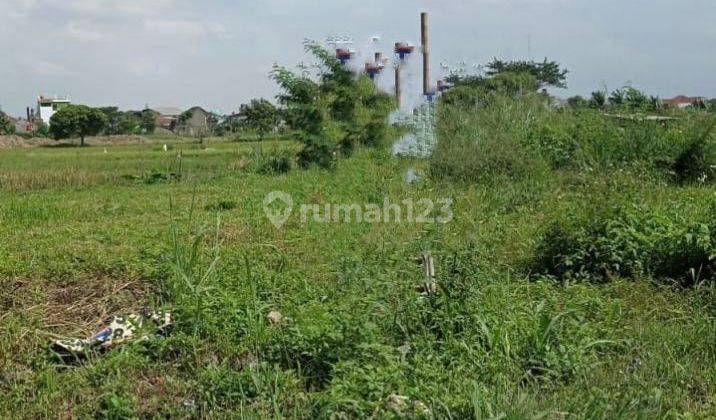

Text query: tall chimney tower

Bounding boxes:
[395,66,401,108]
[421,12,430,96]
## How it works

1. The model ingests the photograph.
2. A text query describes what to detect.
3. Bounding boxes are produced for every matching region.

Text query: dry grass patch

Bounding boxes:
[0,169,118,191]
[1,275,150,338]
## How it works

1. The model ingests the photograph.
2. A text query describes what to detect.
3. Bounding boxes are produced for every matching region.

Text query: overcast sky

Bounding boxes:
[1,0,715,116]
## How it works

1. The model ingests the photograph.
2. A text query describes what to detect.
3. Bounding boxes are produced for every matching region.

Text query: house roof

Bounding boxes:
[663,95,706,105]
[38,96,70,105]
[184,106,210,115]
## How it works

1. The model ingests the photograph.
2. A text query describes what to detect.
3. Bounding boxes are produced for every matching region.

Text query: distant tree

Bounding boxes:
[0,111,15,135]
[33,121,49,137]
[118,112,141,134]
[139,109,156,134]
[649,96,663,111]
[485,58,568,89]
[608,89,626,107]
[708,99,716,113]
[443,72,540,106]
[567,95,589,109]
[624,87,648,109]
[589,91,606,109]
[690,98,708,110]
[608,86,654,110]
[99,106,122,135]
[49,105,107,146]
[238,98,279,139]
[486,72,540,96]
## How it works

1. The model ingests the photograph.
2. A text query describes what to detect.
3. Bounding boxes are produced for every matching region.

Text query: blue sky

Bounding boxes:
[1,0,715,116]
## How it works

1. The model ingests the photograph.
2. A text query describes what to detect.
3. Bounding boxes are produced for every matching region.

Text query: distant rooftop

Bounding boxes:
[663,95,707,106]
[38,96,71,105]
[150,107,183,116]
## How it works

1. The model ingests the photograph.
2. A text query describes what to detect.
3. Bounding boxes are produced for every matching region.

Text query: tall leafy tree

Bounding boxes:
[238,99,279,139]
[485,58,568,89]
[49,105,107,146]
[271,41,393,167]
[608,89,625,107]
[118,112,141,134]
[140,109,156,134]
[624,87,648,109]
[589,91,606,109]
[99,107,122,135]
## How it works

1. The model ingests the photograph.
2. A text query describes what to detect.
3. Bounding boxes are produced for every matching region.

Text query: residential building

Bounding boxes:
[662,95,707,109]
[36,96,71,124]
[148,107,183,130]
[14,118,34,134]
[176,106,216,136]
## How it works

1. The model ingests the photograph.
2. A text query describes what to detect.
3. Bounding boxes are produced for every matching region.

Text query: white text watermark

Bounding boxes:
[263,191,453,228]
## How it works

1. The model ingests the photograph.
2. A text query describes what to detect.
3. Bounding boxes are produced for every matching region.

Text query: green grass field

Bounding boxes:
[1,131,715,418]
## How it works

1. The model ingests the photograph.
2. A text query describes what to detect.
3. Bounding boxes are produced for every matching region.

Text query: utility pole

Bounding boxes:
[395,66,401,108]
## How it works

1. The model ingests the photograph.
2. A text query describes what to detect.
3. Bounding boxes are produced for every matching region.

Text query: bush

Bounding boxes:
[271,42,394,168]
[441,72,540,109]
[524,107,714,179]
[33,121,49,137]
[670,120,716,184]
[247,148,295,174]
[532,203,716,285]
[259,151,294,174]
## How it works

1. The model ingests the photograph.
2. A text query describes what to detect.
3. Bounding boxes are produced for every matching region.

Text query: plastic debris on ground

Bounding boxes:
[51,310,172,360]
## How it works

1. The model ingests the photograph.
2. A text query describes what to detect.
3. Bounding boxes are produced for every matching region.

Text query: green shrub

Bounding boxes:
[523,107,714,180]
[259,151,294,174]
[441,72,540,109]
[244,147,295,174]
[263,305,380,390]
[670,120,716,184]
[271,42,394,168]
[533,203,716,285]
[296,128,341,169]
[98,392,136,419]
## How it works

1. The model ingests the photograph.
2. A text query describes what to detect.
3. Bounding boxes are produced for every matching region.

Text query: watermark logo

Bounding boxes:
[263,190,294,228]
[263,191,453,228]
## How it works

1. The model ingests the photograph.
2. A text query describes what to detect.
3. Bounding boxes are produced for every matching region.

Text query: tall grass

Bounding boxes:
[430,93,551,184]
[167,197,222,335]
[3,112,716,417]
[432,92,716,186]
